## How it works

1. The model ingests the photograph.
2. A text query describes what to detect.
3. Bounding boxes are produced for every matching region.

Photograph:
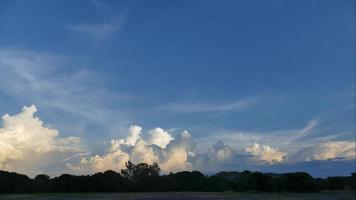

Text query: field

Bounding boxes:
[0,191,355,200]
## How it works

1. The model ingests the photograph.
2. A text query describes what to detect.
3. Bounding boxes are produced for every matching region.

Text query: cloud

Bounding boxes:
[195,119,353,166]
[74,127,244,174]
[294,141,356,161]
[157,98,258,113]
[76,127,196,174]
[207,141,234,161]
[125,125,142,146]
[193,141,234,171]
[245,143,286,164]
[0,105,354,176]
[66,0,127,39]
[0,105,82,176]
[67,18,124,39]
[285,119,318,144]
[195,119,353,165]
[0,48,132,138]
[196,119,319,152]
[148,128,174,148]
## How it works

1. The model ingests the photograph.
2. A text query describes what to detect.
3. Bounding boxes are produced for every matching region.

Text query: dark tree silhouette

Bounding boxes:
[121,161,161,181]
[121,161,135,180]
[0,162,354,193]
[33,174,50,192]
[283,172,316,192]
[351,173,356,190]
[0,171,33,193]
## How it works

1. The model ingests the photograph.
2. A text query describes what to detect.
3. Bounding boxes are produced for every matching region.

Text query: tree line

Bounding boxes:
[0,161,355,193]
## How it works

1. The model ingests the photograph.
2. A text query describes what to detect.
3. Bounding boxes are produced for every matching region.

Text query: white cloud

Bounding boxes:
[159,131,195,172]
[208,141,234,161]
[232,120,354,164]
[0,105,82,176]
[160,146,192,172]
[205,141,234,163]
[66,0,127,39]
[193,141,234,171]
[148,127,174,148]
[245,143,286,164]
[130,139,160,164]
[76,127,224,174]
[125,125,142,146]
[285,119,318,144]
[196,119,319,152]
[0,105,354,176]
[67,19,124,39]
[0,49,132,138]
[157,97,257,113]
[294,141,356,161]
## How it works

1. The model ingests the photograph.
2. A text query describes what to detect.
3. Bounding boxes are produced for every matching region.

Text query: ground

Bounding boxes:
[0,191,355,200]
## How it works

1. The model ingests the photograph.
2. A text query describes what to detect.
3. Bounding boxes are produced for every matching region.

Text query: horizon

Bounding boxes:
[0,0,355,178]
[1,161,355,179]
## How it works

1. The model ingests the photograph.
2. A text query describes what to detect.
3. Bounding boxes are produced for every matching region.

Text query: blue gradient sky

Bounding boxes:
[0,0,354,177]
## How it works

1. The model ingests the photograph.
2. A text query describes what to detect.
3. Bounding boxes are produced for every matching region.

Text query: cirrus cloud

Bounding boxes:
[1,105,354,177]
[293,141,356,161]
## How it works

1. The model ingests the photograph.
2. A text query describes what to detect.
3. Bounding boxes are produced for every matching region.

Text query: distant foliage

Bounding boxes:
[0,171,33,193]
[121,161,160,181]
[0,162,354,193]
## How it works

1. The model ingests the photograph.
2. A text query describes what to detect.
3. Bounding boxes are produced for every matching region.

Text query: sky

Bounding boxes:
[0,0,355,178]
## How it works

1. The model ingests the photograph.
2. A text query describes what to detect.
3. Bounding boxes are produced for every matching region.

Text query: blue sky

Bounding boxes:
[0,0,354,177]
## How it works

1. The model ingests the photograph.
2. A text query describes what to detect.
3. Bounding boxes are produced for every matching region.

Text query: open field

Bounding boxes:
[0,191,355,200]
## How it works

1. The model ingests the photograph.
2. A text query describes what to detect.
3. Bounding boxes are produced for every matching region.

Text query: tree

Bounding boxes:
[149,162,161,176]
[0,168,354,193]
[0,171,33,193]
[283,172,317,192]
[350,173,356,190]
[121,161,161,181]
[166,171,206,191]
[326,177,345,190]
[34,174,50,192]
[121,161,135,180]
[206,175,230,192]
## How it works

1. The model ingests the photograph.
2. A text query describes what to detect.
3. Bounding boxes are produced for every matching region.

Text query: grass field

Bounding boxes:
[0,191,355,200]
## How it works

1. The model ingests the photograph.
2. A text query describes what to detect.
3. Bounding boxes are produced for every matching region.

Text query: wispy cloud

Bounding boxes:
[157,97,258,113]
[0,48,132,137]
[284,119,319,144]
[66,0,127,40]
[196,119,319,148]
[67,17,125,39]
[196,118,356,164]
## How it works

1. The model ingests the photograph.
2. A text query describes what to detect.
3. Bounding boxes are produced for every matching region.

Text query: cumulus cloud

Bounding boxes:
[77,127,195,174]
[75,128,222,174]
[148,128,174,148]
[1,105,354,176]
[0,105,82,176]
[55,119,356,174]
[245,143,286,164]
[193,141,234,171]
[208,141,234,161]
[160,131,195,172]
[125,125,142,146]
[294,141,356,161]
